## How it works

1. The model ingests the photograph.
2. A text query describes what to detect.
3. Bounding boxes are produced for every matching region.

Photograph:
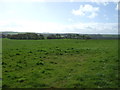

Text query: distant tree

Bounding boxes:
[66,34,72,39]
[47,34,56,39]
[86,36,91,39]
[7,34,12,39]
[6,33,45,40]
[39,34,44,39]
[56,34,61,39]
[2,34,6,38]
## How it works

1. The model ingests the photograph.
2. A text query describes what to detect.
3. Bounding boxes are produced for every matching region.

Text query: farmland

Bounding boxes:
[0,38,2,88]
[2,38,119,88]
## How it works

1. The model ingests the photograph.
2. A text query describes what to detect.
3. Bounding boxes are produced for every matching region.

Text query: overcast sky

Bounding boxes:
[0,0,119,34]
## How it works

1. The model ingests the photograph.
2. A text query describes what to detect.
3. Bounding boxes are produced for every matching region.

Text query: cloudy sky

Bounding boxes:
[0,0,119,34]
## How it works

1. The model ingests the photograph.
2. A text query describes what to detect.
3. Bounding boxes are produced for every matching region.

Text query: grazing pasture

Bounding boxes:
[2,38,119,88]
[0,38,2,88]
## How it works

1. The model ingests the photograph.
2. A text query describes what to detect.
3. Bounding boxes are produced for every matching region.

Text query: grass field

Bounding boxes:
[0,38,2,88]
[2,38,119,88]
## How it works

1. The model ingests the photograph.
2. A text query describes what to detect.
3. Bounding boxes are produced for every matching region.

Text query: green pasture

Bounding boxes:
[2,38,119,88]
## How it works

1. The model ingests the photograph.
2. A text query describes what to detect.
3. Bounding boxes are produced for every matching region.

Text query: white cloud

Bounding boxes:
[0,0,120,2]
[72,9,85,16]
[0,20,118,34]
[68,18,73,22]
[90,0,119,3]
[0,0,45,2]
[88,12,97,19]
[72,4,99,18]
[70,0,74,2]
[91,0,110,6]
[115,4,118,10]
[0,20,65,33]
[65,22,118,34]
[98,2,109,6]
[103,2,109,6]
[115,3,120,10]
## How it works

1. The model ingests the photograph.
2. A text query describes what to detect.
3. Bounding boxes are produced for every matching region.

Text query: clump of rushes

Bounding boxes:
[29,51,32,53]
[16,53,20,55]
[36,61,44,65]
[17,77,26,83]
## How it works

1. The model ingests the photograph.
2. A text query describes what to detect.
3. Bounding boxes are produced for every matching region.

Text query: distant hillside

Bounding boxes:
[1,31,26,35]
[87,34,119,39]
[0,31,119,39]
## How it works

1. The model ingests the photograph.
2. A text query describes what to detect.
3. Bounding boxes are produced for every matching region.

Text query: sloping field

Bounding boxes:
[2,39,119,88]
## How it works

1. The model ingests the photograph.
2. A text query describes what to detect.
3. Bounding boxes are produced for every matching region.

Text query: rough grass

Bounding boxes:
[0,38,2,88]
[2,38,119,88]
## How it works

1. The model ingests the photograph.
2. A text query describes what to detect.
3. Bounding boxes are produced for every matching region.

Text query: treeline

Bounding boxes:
[3,33,44,40]
[63,34,91,39]
[47,34,63,39]
[1,33,91,40]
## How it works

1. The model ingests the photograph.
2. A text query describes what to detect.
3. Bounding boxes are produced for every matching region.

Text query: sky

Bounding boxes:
[0,0,119,34]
